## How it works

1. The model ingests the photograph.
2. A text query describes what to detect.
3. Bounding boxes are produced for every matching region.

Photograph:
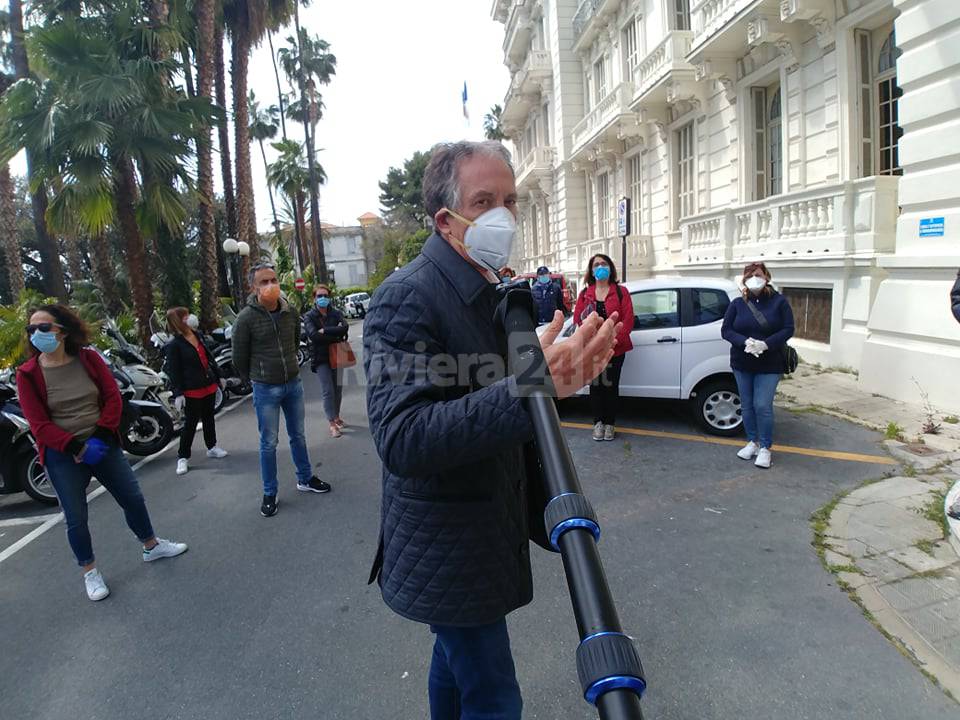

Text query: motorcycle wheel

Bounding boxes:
[213,386,226,413]
[18,452,58,505]
[297,347,307,366]
[122,406,174,456]
[232,379,253,396]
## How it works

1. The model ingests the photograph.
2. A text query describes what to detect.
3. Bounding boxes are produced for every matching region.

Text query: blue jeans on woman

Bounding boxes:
[44,444,155,566]
[251,378,313,496]
[734,370,781,449]
[428,618,522,720]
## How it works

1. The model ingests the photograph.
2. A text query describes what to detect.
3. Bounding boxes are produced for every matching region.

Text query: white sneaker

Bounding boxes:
[755,448,772,469]
[84,568,110,601]
[176,458,189,476]
[737,441,759,460]
[143,538,188,562]
[592,422,605,441]
[206,447,228,459]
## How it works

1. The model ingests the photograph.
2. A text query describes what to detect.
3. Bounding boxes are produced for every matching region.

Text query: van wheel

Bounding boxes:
[693,380,743,436]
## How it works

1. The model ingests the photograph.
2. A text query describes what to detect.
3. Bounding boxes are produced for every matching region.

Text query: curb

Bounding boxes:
[947,478,960,559]
[823,475,960,702]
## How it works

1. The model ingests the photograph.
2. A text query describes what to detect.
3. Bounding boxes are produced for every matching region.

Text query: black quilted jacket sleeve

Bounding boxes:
[364,280,534,479]
[952,270,960,324]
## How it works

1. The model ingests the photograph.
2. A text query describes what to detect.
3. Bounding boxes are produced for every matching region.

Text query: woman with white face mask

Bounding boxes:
[721,263,795,468]
[165,307,228,476]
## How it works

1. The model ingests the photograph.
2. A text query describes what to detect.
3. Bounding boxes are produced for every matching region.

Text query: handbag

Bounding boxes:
[743,298,799,375]
[328,340,357,369]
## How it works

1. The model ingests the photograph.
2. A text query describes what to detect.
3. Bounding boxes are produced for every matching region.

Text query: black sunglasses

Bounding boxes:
[25,322,62,335]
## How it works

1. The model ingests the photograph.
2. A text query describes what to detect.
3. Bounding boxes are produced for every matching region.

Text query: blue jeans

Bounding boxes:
[428,619,522,720]
[252,378,313,495]
[734,370,781,449]
[44,445,155,566]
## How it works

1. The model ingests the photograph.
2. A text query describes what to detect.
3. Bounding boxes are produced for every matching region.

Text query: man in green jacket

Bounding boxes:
[232,263,331,517]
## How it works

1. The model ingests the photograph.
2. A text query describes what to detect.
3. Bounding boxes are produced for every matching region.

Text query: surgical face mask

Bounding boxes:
[30,330,60,354]
[258,283,281,304]
[745,276,767,293]
[537,274,551,285]
[186,314,199,330]
[315,296,331,309]
[593,266,611,282]
[444,206,517,276]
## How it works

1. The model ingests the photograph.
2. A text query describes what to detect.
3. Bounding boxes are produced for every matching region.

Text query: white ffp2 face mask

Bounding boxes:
[444,206,517,276]
[745,276,767,293]
[186,314,199,329]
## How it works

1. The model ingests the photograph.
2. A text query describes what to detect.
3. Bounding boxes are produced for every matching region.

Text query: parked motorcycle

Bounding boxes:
[0,383,57,505]
[106,358,175,457]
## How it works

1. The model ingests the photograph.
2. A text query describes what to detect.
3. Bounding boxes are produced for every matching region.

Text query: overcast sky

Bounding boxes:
[11,1,511,232]
[246,0,511,228]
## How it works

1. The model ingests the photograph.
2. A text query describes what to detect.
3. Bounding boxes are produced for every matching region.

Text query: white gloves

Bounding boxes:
[174,395,186,412]
[745,338,768,357]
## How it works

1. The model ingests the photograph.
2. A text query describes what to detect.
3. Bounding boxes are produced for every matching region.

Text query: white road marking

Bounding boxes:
[0,394,252,568]
[0,514,61,528]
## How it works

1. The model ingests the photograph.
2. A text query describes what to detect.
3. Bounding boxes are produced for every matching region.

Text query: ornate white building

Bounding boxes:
[492,0,960,412]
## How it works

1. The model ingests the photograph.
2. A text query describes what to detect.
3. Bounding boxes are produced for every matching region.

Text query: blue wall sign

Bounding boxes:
[919,217,945,237]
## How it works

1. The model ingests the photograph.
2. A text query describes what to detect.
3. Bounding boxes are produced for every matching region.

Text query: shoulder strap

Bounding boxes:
[744,298,771,331]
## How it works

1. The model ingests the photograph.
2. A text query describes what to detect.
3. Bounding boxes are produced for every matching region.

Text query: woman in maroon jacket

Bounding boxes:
[17,305,187,602]
[573,254,635,441]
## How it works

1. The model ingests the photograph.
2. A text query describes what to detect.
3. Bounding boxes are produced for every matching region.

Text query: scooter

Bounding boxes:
[103,357,176,457]
[0,383,57,505]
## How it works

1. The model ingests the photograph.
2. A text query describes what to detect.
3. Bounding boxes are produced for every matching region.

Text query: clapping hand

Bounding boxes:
[540,310,621,399]
[745,338,768,357]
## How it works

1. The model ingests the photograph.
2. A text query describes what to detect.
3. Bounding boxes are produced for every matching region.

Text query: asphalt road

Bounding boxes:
[0,346,956,719]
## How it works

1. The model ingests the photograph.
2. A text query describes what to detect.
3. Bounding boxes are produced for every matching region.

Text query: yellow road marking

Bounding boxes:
[560,422,897,466]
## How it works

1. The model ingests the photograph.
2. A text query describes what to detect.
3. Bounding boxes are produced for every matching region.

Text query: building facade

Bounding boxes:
[492,0,960,412]
[321,224,369,287]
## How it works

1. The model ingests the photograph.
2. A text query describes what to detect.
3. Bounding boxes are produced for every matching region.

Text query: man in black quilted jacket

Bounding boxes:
[951,270,960,324]
[364,141,621,719]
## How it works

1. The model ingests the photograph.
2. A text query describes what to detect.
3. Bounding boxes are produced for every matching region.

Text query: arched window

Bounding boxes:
[876,29,903,176]
[752,82,782,199]
[768,87,783,195]
[877,30,899,75]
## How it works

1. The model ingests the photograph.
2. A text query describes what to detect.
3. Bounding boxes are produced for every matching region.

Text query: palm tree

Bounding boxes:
[8,0,67,300]
[0,69,24,300]
[214,22,237,242]
[0,9,217,347]
[248,90,281,245]
[193,0,220,330]
[484,104,505,141]
[278,24,336,282]
[266,138,325,273]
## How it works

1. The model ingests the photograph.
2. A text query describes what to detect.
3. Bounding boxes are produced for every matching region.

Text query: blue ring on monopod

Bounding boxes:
[584,675,647,705]
[549,517,600,551]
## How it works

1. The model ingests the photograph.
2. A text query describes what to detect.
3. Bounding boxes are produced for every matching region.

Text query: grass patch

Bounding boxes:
[915,487,950,539]
[885,422,906,441]
[828,564,862,574]
[810,488,849,560]
[915,539,936,556]
[903,464,918,478]
[944,416,959,424]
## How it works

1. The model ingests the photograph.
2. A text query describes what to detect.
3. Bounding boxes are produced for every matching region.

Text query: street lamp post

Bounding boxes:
[222,238,250,309]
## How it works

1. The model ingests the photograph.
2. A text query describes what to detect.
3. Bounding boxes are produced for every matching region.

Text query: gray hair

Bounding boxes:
[423,141,514,218]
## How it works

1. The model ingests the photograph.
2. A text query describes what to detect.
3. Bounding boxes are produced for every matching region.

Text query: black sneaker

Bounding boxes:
[260,494,279,517]
[297,476,331,494]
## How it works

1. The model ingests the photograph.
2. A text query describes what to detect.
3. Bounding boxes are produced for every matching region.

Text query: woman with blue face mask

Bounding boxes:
[16,304,188,602]
[573,255,635,441]
[303,285,349,437]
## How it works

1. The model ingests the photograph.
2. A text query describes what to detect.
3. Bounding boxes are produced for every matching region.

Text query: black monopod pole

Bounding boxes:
[495,283,647,720]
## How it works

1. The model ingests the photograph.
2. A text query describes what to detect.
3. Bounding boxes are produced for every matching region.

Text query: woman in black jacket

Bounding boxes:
[302,285,349,438]
[165,308,227,475]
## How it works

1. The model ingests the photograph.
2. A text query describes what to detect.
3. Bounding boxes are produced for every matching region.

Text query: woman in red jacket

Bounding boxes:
[573,254,635,441]
[16,305,187,602]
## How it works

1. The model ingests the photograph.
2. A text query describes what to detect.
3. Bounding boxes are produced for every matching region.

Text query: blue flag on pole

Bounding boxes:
[462,82,469,121]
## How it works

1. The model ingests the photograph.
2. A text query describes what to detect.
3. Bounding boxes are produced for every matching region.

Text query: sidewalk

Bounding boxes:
[779,364,960,700]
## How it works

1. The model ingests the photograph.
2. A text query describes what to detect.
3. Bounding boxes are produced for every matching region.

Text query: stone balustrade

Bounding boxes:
[570,82,633,155]
[680,177,900,265]
[633,31,694,100]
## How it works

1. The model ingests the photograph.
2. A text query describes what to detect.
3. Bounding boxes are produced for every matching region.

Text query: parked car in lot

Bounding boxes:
[343,292,371,319]
[538,277,743,435]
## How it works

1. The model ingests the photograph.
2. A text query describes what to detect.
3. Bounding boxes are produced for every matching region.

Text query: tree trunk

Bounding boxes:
[194,0,220,331]
[181,44,196,98]
[9,0,67,301]
[295,190,309,273]
[62,233,84,286]
[293,6,328,283]
[113,155,155,350]
[267,31,287,139]
[0,164,24,300]
[231,27,258,260]
[89,231,121,315]
[215,23,237,242]
[258,139,281,245]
